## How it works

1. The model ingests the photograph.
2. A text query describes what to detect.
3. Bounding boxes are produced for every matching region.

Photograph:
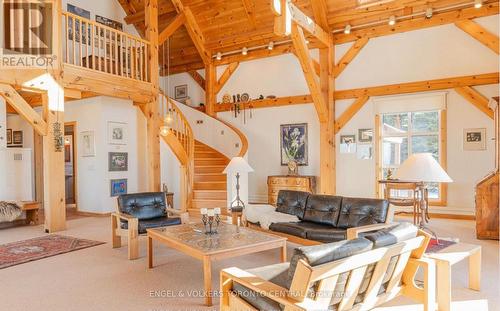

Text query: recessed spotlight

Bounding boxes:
[216,52,222,60]
[425,8,433,19]
[388,15,396,26]
[242,47,248,55]
[268,41,274,50]
[474,0,482,8]
[344,24,351,34]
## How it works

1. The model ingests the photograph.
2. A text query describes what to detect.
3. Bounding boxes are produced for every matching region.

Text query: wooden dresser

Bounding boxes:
[267,175,316,205]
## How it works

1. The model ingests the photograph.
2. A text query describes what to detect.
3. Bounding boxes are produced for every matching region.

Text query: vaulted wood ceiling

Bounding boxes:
[118,0,499,74]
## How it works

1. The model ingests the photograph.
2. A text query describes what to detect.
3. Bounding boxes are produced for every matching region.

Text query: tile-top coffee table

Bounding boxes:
[425,242,481,311]
[147,223,287,306]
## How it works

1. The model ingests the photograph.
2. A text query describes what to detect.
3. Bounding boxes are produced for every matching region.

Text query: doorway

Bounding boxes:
[64,122,77,210]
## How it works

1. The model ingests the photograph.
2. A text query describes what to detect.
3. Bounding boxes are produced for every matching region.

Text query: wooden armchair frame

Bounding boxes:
[221,229,434,311]
[111,208,188,260]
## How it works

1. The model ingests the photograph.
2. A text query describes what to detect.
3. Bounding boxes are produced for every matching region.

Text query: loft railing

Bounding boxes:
[159,93,194,211]
[61,11,150,82]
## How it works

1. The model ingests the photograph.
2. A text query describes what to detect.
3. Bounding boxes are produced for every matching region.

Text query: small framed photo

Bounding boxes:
[340,135,356,154]
[358,128,373,143]
[340,135,356,144]
[81,131,96,157]
[110,179,128,197]
[6,129,12,145]
[175,84,188,101]
[108,152,128,171]
[12,130,23,146]
[108,122,127,145]
[464,128,486,151]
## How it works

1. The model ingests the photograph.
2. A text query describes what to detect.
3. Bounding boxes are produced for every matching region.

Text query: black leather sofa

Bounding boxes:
[253,190,392,244]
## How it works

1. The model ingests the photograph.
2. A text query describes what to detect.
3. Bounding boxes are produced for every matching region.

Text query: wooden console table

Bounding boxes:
[267,175,316,205]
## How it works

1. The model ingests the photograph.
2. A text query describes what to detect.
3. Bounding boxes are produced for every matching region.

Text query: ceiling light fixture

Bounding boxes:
[474,0,482,8]
[388,15,396,26]
[242,47,248,55]
[425,8,433,18]
[216,52,222,60]
[344,24,351,34]
[268,41,274,50]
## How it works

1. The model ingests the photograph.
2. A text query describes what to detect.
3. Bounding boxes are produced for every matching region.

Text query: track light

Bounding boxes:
[268,41,274,50]
[425,8,433,19]
[216,52,222,60]
[242,47,248,55]
[344,24,351,34]
[388,15,396,26]
[474,0,482,8]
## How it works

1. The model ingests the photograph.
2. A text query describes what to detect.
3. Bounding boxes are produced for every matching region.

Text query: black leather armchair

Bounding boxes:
[111,192,188,260]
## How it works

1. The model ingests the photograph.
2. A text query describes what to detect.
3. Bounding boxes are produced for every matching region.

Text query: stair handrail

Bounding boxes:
[159,92,194,212]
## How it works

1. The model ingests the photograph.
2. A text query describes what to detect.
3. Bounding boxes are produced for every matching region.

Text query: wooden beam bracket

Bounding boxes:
[455,86,494,118]
[455,19,499,55]
[159,13,186,44]
[215,62,239,94]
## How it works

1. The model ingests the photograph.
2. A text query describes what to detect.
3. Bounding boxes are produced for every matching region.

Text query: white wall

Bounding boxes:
[167,15,499,215]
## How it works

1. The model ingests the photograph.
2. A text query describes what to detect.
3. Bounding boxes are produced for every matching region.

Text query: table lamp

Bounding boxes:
[223,157,253,212]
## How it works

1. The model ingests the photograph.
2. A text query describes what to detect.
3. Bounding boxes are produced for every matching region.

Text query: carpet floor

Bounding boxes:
[0,216,498,311]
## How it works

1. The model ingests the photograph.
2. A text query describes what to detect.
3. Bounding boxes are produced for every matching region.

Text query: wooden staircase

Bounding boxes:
[189,141,230,216]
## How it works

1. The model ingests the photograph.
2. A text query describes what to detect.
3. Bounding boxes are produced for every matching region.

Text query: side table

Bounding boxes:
[425,242,481,311]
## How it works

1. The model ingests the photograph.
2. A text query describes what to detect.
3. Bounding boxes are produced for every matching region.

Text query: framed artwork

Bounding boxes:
[358,128,373,143]
[67,4,91,44]
[6,129,12,145]
[175,85,188,101]
[108,152,128,171]
[81,131,96,157]
[464,128,486,151]
[280,123,308,166]
[12,130,23,145]
[64,135,72,163]
[96,15,123,31]
[108,122,127,145]
[340,135,356,154]
[110,179,127,197]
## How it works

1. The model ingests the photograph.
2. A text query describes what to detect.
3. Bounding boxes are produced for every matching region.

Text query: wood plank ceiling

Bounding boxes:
[118,0,498,75]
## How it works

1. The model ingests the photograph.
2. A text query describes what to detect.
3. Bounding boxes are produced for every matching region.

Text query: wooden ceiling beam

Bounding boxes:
[334,96,370,134]
[310,0,329,30]
[214,43,294,66]
[333,2,499,44]
[214,94,312,112]
[159,13,186,44]
[241,0,257,29]
[287,2,331,47]
[124,4,176,25]
[455,86,494,118]
[291,23,327,122]
[455,19,499,55]
[334,37,369,78]
[215,62,239,94]
[188,70,206,90]
[335,72,499,99]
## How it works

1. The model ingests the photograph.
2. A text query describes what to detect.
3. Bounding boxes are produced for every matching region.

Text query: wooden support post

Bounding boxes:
[205,62,216,116]
[319,45,335,194]
[145,0,161,191]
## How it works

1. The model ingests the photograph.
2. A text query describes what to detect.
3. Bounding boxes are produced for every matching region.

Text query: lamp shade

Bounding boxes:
[223,157,254,174]
[393,153,453,183]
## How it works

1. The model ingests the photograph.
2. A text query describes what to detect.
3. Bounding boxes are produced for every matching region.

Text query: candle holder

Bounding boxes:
[201,208,221,235]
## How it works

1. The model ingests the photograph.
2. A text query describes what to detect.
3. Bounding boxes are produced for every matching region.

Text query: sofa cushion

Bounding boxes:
[363,222,418,248]
[118,192,167,220]
[336,197,389,229]
[269,222,308,238]
[232,262,290,311]
[275,190,310,219]
[302,194,343,226]
[300,222,347,243]
[120,216,181,234]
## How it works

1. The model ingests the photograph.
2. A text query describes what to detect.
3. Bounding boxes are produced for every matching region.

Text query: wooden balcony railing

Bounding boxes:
[61,12,151,82]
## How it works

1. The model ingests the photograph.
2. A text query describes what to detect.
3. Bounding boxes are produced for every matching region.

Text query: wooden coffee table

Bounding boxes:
[147,223,287,306]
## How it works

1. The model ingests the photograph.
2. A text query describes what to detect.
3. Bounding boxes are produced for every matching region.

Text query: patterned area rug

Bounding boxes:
[0,235,104,269]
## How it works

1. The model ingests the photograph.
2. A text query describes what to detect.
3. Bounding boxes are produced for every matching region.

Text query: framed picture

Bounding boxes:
[108,152,128,171]
[67,4,91,44]
[108,122,127,145]
[175,85,188,101]
[96,15,123,31]
[12,130,23,145]
[340,135,356,154]
[81,131,96,157]
[280,123,308,166]
[464,128,486,151]
[358,128,373,143]
[6,129,12,145]
[110,179,127,197]
[64,135,72,163]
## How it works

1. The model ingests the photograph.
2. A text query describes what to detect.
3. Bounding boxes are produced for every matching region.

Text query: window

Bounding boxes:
[379,110,446,204]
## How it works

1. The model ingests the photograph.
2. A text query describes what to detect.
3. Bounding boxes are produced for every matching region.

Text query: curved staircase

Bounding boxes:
[190,141,230,215]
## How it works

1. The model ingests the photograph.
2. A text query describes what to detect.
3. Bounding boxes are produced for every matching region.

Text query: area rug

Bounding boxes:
[0,235,104,269]
[425,238,457,253]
